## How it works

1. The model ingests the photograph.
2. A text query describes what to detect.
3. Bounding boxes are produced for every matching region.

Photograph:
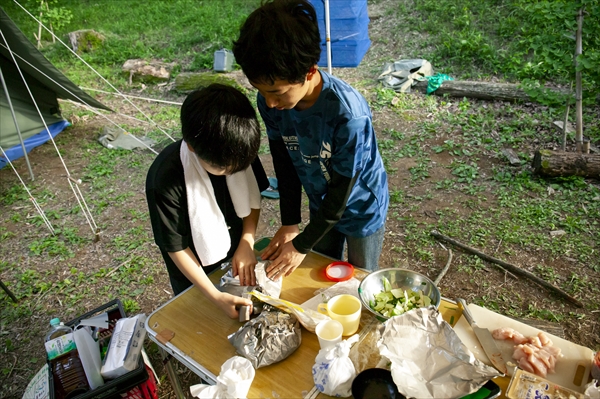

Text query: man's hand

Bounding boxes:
[265,241,306,280]
[261,225,300,260]
[210,291,253,319]
[232,239,257,286]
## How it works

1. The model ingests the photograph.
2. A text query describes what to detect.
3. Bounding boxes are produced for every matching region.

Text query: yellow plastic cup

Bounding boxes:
[317,294,362,336]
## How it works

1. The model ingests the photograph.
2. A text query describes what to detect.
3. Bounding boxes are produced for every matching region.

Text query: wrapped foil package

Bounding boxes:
[377,307,501,399]
[228,305,301,369]
[219,259,282,298]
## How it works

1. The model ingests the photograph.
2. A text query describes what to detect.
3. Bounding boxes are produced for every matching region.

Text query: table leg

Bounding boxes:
[160,348,187,399]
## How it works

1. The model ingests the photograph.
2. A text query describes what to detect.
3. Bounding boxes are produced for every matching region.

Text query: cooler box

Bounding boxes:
[48,299,150,399]
[308,0,371,67]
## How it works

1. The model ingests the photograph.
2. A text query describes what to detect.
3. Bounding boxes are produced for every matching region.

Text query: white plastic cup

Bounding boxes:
[315,319,344,349]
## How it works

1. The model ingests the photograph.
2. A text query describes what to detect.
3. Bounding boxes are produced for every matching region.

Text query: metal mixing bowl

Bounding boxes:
[358,268,441,321]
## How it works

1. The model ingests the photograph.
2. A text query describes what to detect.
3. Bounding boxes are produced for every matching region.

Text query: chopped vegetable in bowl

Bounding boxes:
[358,268,441,321]
[369,277,433,318]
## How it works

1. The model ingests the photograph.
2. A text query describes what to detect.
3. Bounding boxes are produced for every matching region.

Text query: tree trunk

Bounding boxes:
[532,149,600,177]
[412,80,571,102]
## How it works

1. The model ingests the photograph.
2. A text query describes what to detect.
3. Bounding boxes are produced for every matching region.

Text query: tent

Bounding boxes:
[0,6,110,171]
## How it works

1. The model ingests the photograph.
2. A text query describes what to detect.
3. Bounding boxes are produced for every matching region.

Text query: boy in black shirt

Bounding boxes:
[146,84,269,318]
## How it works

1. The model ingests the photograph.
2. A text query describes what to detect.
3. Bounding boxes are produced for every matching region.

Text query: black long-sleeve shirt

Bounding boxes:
[269,138,357,254]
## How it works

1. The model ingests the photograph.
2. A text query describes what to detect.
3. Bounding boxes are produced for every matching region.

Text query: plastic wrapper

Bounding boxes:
[348,318,384,372]
[100,313,146,379]
[584,380,600,399]
[377,307,501,399]
[219,260,282,299]
[189,356,255,399]
[506,368,585,399]
[228,305,301,369]
[249,291,329,332]
[312,334,360,397]
[307,278,361,304]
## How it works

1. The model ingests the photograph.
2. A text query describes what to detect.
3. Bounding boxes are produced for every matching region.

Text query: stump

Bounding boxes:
[67,29,104,53]
[532,149,600,177]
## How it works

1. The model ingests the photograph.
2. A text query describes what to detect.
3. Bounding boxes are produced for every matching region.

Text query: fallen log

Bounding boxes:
[430,230,583,307]
[413,80,571,102]
[532,149,600,178]
[174,72,244,93]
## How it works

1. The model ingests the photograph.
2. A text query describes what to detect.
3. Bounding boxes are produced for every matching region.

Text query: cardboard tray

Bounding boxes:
[48,299,148,399]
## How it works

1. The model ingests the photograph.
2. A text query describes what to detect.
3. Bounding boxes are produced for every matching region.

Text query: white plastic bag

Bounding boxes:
[312,335,359,397]
[100,314,146,379]
[190,356,255,399]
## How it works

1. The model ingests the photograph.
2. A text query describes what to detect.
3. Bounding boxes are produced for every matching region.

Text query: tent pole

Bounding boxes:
[0,66,35,180]
[324,0,332,74]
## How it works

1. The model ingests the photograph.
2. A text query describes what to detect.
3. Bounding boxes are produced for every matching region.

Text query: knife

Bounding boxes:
[457,298,507,375]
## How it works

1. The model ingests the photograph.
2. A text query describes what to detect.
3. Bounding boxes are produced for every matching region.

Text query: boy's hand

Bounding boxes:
[210,291,253,319]
[262,225,299,260]
[232,240,257,286]
[265,241,306,280]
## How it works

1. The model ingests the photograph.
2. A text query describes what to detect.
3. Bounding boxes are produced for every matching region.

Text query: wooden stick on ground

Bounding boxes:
[0,279,18,303]
[105,258,131,278]
[434,242,453,286]
[430,230,583,308]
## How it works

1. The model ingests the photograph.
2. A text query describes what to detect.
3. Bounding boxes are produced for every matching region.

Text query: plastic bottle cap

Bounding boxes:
[325,261,354,282]
[50,318,60,326]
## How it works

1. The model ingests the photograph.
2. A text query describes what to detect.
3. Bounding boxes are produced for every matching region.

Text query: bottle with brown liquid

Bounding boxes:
[45,318,72,341]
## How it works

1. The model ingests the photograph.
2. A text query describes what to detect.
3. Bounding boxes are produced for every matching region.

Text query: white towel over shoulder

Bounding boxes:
[180,141,261,266]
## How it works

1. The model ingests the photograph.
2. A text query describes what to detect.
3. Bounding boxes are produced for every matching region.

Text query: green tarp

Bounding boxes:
[0,6,110,150]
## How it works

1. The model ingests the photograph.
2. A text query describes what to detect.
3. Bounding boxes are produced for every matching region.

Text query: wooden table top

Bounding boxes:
[146,244,510,399]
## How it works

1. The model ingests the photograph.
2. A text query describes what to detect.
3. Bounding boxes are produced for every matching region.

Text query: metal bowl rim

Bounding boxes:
[358,268,441,320]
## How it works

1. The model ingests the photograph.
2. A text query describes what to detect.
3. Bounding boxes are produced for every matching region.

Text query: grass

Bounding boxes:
[4,0,262,84]
[372,80,599,318]
[407,0,599,86]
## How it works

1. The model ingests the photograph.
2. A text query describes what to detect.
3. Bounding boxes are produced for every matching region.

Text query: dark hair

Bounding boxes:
[181,84,260,174]
[232,0,321,85]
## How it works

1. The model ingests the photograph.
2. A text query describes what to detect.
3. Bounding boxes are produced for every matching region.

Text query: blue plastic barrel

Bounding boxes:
[308,0,371,68]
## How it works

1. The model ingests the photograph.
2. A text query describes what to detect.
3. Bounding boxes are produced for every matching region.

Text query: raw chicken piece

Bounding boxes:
[492,327,562,378]
[528,335,543,348]
[535,347,554,369]
[520,343,536,355]
[528,352,549,377]
[512,346,527,361]
[538,332,552,346]
[518,357,536,374]
[543,344,562,357]
[491,327,527,344]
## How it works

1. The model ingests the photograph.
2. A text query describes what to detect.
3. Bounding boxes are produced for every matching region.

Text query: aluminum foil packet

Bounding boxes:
[377,307,501,399]
[228,305,301,369]
[219,259,282,298]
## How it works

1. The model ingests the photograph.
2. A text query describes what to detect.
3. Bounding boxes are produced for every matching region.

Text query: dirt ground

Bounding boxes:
[1,0,599,398]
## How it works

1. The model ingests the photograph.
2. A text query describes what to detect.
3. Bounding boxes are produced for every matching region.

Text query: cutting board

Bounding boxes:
[454,304,593,393]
